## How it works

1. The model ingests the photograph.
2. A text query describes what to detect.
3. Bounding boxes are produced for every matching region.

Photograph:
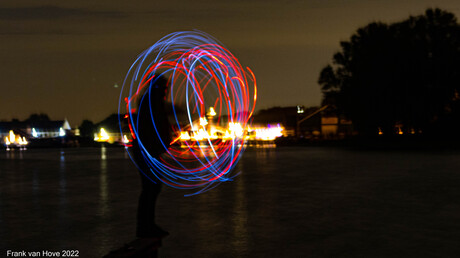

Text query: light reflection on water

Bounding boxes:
[99,146,109,218]
[232,166,248,256]
[1,147,460,257]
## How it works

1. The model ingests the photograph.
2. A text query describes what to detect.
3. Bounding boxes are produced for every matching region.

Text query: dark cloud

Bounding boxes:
[0,5,125,20]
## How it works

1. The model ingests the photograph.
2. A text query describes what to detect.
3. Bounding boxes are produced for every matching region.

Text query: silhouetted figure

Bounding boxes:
[131,75,171,238]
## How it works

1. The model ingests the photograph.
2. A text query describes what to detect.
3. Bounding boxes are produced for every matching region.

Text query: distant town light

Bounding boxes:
[229,122,244,137]
[4,130,29,146]
[18,137,27,145]
[9,130,15,143]
[209,128,218,139]
[32,128,38,138]
[223,130,234,140]
[180,131,191,141]
[254,124,283,140]
[174,119,285,143]
[99,128,110,141]
[59,127,66,137]
[199,117,208,126]
[297,105,304,114]
[193,128,209,141]
[209,107,216,116]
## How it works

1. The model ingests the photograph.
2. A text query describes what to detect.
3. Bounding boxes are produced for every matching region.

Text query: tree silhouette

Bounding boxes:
[25,113,50,123]
[319,8,460,137]
[79,119,95,138]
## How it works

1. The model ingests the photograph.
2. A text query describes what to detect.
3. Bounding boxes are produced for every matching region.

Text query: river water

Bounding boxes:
[1,146,460,257]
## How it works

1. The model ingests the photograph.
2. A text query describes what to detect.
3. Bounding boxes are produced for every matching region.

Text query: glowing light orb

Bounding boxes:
[119,30,257,195]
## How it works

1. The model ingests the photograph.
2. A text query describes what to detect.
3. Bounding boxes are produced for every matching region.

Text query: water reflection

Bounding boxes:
[6,149,14,159]
[101,145,107,161]
[58,150,68,239]
[95,146,113,256]
[99,146,109,217]
[232,167,248,256]
[124,147,129,159]
[59,150,67,206]
[195,184,218,242]
[32,168,40,214]
[4,148,27,159]
[3,147,460,257]
[254,147,276,164]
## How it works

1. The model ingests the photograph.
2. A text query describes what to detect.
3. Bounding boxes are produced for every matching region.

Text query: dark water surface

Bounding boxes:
[1,147,460,257]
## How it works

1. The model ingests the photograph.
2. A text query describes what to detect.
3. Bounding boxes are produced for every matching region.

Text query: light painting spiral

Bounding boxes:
[119,30,257,195]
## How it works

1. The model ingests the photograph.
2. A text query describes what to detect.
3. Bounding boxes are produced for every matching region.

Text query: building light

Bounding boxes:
[229,122,244,137]
[254,124,283,140]
[9,130,15,143]
[199,117,208,126]
[193,128,209,141]
[123,135,130,144]
[297,105,304,114]
[223,130,234,140]
[59,127,66,137]
[99,128,110,141]
[32,128,38,138]
[209,128,218,139]
[208,107,216,116]
[95,129,106,142]
[4,130,28,146]
[175,119,285,143]
[18,137,28,145]
[180,131,191,141]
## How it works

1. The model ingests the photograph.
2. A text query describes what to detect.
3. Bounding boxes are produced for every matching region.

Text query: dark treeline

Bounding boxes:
[79,103,188,138]
[319,8,460,138]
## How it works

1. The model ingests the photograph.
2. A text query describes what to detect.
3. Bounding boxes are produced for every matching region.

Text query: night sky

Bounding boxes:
[2,0,460,127]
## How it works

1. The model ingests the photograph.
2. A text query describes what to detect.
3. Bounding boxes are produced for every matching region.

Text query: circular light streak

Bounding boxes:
[119,30,257,195]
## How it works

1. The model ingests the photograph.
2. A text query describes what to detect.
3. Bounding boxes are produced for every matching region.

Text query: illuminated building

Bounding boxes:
[320,115,353,139]
[3,130,28,149]
[28,119,71,138]
[94,127,130,145]
[1,122,30,148]
[175,108,286,143]
[1,119,72,147]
